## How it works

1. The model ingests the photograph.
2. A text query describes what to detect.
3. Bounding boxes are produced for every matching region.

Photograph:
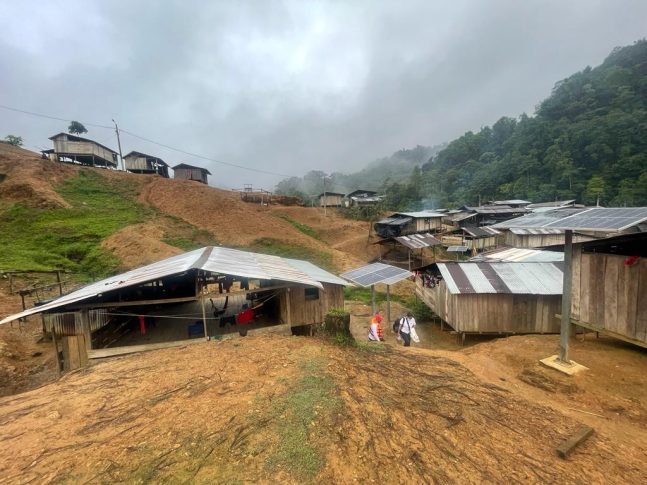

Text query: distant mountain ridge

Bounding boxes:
[274,143,446,198]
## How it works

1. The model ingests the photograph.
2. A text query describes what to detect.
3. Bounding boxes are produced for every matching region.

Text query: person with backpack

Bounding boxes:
[398,312,417,347]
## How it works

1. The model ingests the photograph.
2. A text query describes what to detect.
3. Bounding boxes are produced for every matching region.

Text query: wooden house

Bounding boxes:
[503,228,596,248]
[173,163,211,184]
[45,133,118,167]
[457,205,529,227]
[415,261,563,340]
[124,151,169,177]
[374,211,444,238]
[318,192,344,208]
[345,190,382,207]
[458,226,502,251]
[0,247,347,370]
[569,232,647,348]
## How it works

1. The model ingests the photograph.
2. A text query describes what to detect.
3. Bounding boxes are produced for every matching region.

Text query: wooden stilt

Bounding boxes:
[51,329,61,376]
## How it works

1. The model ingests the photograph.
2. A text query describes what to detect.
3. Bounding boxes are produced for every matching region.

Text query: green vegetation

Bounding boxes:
[3,135,23,147]
[163,228,219,251]
[276,215,322,240]
[266,358,341,479]
[405,295,434,322]
[0,170,150,276]
[248,238,332,270]
[277,40,647,208]
[389,40,647,208]
[343,286,406,305]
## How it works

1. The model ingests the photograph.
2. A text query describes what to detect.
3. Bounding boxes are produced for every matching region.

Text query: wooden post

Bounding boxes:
[408,250,411,271]
[79,309,91,351]
[285,288,292,327]
[51,327,61,376]
[559,230,574,363]
[386,285,391,326]
[8,273,13,294]
[56,271,63,296]
[201,294,208,340]
[371,285,376,315]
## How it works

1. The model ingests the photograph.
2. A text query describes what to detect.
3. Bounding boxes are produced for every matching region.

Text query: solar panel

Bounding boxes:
[543,207,647,231]
[447,246,469,252]
[340,262,412,287]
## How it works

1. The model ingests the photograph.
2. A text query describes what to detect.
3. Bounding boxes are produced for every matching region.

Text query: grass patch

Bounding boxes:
[405,295,434,322]
[266,357,341,480]
[163,228,219,251]
[277,215,322,241]
[0,170,150,277]
[343,286,406,305]
[248,238,333,270]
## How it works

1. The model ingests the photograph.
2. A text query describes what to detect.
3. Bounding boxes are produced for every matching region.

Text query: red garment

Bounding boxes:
[237,308,254,325]
[625,255,640,266]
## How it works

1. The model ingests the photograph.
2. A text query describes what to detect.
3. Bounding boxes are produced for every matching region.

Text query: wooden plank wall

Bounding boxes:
[279,284,344,327]
[418,280,561,334]
[571,251,646,344]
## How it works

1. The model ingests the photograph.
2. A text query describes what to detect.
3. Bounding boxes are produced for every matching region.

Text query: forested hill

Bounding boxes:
[414,39,647,208]
[274,144,445,198]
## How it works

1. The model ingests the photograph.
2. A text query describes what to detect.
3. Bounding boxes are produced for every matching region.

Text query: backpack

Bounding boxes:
[392,318,401,333]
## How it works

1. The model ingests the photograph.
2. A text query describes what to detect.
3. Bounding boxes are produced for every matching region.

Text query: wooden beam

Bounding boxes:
[88,338,205,359]
[569,318,647,349]
[75,295,199,309]
[559,230,574,363]
[557,426,594,459]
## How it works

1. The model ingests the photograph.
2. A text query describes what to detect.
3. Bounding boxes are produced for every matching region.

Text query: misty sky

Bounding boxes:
[0,1,646,189]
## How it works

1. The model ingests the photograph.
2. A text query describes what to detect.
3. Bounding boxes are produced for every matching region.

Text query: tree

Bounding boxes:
[4,135,23,146]
[68,121,88,135]
[586,175,606,206]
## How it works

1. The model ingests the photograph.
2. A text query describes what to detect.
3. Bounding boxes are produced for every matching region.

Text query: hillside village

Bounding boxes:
[1,6,647,482]
[0,139,646,482]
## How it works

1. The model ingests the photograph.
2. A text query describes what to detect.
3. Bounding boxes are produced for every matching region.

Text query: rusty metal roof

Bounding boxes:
[0,247,345,325]
[437,262,563,295]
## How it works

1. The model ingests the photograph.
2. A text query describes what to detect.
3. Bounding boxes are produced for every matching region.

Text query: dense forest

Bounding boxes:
[416,39,647,208]
[277,40,647,209]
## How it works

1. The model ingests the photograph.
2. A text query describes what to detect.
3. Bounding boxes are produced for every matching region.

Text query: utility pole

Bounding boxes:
[323,175,327,216]
[112,119,125,171]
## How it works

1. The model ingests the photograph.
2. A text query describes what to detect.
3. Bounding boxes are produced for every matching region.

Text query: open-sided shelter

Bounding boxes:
[124,151,169,177]
[373,233,442,269]
[0,247,347,370]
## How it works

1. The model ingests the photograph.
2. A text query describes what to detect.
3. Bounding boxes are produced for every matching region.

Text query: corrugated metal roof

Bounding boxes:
[394,233,442,249]
[0,247,346,325]
[450,212,477,222]
[471,247,564,262]
[492,208,586,229]
[436,262,563,295]
[462,226,501,238]
[542,207,647,232]
[447,246,469,252]
[375,216,412,226]
[491,199,532,205]
[394,211,445,219]
[340,263,412,287]
[526,199,576,209]
[509,228,563,235]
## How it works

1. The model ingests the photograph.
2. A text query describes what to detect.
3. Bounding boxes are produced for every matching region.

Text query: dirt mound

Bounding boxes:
[0,144,76,209]
[0,336,644,483]
[101,223,183,270]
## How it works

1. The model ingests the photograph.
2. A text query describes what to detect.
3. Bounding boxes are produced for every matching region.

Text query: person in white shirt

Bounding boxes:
[398,312,416,347]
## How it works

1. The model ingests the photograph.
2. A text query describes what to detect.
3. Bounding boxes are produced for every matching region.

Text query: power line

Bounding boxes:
[0,104,113,129]
[0,103,295,179]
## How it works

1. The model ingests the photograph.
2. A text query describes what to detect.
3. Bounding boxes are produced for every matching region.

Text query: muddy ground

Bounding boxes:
[0,333,646,484]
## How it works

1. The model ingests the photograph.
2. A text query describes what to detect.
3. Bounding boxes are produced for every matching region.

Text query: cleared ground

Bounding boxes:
[1,333,646,484]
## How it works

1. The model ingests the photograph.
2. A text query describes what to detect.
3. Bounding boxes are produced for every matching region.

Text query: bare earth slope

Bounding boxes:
[0,336,645,484]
